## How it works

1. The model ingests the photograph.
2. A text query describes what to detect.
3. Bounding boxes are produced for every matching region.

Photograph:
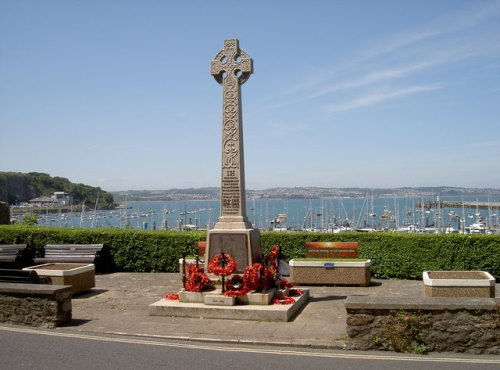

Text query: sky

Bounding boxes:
[1,0,500,191]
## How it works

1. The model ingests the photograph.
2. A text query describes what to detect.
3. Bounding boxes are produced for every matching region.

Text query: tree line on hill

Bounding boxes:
[0,172,114,209]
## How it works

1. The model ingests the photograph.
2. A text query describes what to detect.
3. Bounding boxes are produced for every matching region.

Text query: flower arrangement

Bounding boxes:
[203,246,303,304]
[185,263,212,292]
[242,263,263,291]
[224,275,248,297]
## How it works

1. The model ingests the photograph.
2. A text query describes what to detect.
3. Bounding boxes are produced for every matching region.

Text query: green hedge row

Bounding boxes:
[0,225,498,279]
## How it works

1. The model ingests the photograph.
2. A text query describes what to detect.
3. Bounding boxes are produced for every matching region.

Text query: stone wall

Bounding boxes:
[0,284,72,328]
[345,295,499,355]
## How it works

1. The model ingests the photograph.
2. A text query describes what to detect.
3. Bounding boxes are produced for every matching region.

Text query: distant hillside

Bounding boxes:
[112,186,500,201]
[0,172,114,208]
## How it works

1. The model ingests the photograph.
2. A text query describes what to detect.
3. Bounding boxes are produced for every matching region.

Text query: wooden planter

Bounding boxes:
[289,259,371,286]
[24,263,95,294]
[423,271,495,298]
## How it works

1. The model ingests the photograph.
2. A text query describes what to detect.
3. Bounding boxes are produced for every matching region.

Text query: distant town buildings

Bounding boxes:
[29,192,73,207]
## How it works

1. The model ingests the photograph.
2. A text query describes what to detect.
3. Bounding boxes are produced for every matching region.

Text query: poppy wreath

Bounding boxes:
[185,264,211,292]
[208,253,237,276]
[224,275,248,297]
[242,263,262,291]
[165,293,179,300]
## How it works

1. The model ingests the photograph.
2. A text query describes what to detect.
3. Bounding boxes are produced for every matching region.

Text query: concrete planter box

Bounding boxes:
[289,259,371,286]
[24,263,95,294]
[423,271,495,298]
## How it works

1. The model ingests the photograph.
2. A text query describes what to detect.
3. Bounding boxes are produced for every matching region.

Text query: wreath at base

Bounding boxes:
[208,253,237,276]
[185,264,211,292]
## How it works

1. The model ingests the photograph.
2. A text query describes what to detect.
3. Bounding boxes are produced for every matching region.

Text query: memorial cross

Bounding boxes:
[211,39,253,222]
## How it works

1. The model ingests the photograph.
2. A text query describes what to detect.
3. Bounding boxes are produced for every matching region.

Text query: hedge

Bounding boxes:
[0,225,498,279]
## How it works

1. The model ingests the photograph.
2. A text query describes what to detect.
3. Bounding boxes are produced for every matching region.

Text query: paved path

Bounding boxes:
[63,273,434,348]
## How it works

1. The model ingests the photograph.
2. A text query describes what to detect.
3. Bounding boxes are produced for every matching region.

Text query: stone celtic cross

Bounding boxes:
[211,39,253,224]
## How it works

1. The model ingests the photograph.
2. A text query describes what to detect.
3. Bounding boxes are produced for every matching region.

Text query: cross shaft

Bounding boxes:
[211,39,253,224]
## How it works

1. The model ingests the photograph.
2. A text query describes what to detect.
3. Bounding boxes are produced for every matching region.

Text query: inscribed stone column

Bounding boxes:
[205,39,261,272]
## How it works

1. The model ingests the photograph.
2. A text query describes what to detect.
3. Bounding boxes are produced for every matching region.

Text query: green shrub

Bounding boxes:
[0,226,498,277]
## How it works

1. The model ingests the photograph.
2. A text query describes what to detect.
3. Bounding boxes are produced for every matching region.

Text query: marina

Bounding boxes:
[9,195,500,234]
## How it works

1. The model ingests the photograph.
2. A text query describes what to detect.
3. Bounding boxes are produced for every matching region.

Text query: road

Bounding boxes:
[1,326,499,370]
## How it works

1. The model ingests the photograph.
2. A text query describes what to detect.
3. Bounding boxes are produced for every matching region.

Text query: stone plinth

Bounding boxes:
[178,289,218,303]
[24,263,95,294]
[289,259,371,286]
[236,289,275,305]
[149,288,309,322]
[204,294,235,306]
[423,271,495,298]
[205,228,261,273]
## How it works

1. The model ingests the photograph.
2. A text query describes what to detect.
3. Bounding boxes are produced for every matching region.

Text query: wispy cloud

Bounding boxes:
[268,1,500,114]
[326,83,444,113]
[361,0,500,60]
[300,56,452,103]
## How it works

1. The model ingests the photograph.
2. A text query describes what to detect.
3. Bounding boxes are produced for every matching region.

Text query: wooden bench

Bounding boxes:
[34,244,105,269]
[0,268,51,284]
[0,244,33,268]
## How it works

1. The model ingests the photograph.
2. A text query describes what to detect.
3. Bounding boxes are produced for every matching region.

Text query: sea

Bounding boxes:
[19,195,500,233]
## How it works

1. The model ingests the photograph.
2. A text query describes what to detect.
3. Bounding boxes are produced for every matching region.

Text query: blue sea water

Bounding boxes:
[30,195,500,232]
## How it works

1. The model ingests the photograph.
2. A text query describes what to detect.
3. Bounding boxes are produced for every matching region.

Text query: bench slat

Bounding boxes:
[34,244,104,266]
[0,244,32,266]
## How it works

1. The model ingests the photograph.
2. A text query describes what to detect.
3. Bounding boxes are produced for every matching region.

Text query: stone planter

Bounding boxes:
[289,259,371,286]
[423,271,495,298]
[24,263,95,294]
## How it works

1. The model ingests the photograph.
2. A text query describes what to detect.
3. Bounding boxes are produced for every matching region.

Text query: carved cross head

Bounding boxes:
[211,39,253,85]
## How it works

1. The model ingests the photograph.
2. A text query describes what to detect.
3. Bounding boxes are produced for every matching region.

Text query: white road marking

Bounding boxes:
[1,325,498,365]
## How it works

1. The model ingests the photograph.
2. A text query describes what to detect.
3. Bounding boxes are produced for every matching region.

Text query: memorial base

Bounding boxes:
[237,289,275,305]
[205,228,261,273]
[204,294,236,306]
[149,288,309,322]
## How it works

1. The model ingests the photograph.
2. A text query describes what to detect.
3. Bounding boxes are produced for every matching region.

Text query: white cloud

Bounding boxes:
[270,1,500,110]
[326,83,444,113]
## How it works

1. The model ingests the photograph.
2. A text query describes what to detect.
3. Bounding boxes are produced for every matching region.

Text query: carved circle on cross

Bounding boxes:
[211,39,253,85]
